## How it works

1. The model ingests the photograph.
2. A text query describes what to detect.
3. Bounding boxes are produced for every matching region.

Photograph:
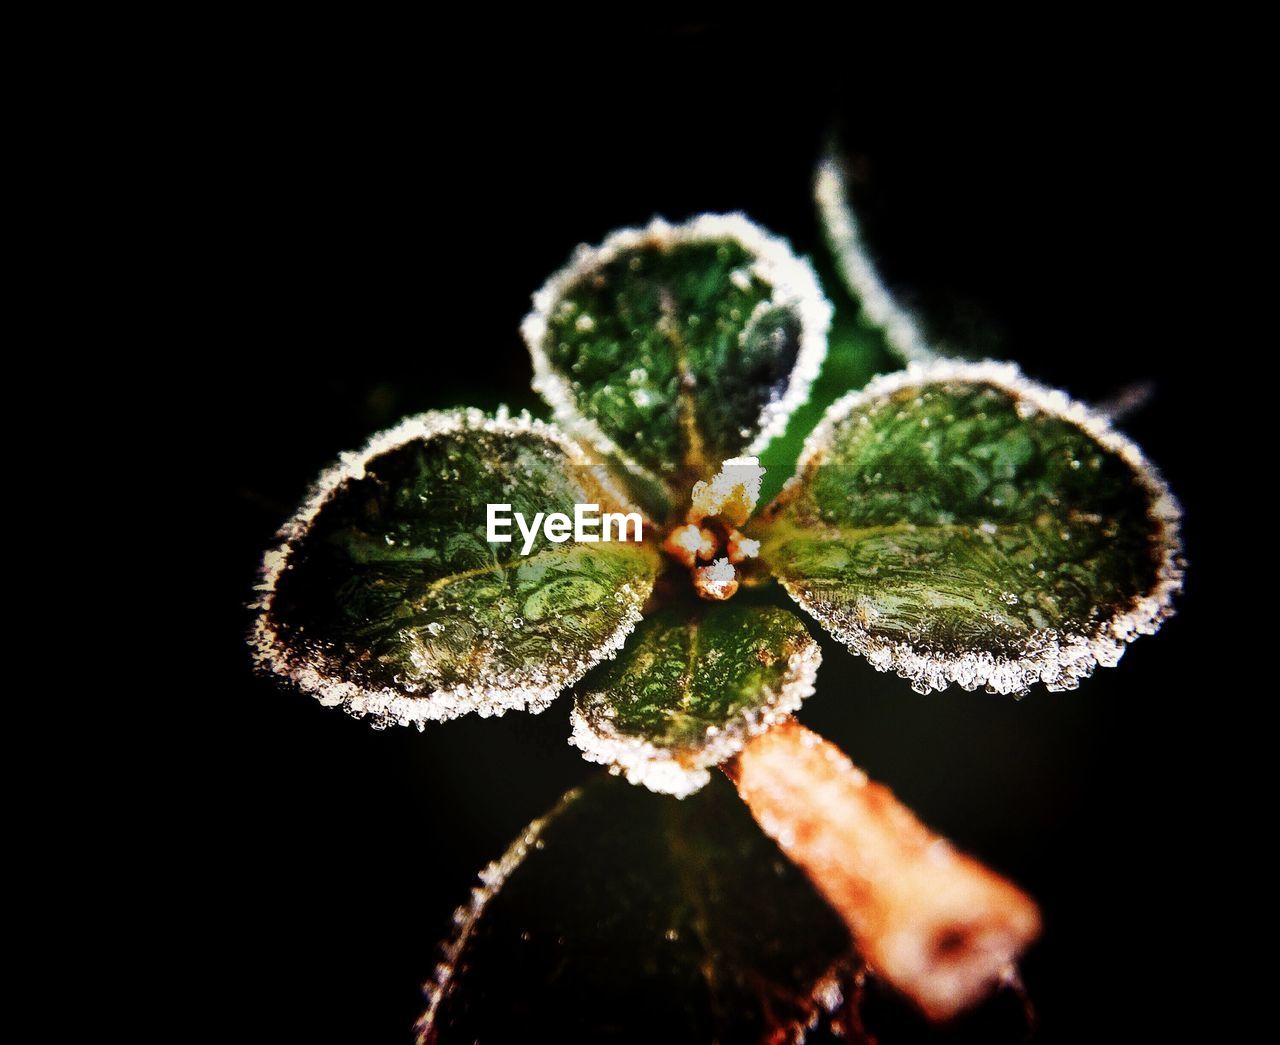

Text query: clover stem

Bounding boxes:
[722,721,1040,1023]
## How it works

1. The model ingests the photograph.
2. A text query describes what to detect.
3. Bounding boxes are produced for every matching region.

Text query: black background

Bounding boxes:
[202,25,1229,1044]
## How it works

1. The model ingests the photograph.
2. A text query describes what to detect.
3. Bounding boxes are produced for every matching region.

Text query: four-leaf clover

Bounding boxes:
[251,177,1181,1040]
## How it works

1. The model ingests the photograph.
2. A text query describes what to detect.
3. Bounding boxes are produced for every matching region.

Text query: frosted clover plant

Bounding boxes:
[252,157,1182,1043]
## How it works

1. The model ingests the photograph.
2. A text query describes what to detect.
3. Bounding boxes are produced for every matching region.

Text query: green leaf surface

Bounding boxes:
[418,775,855,1045]
[756,269,902,506]
[756,148,976,505]
[523,214,830,506]
[252,409,659,727]
[570,604,820,797]
[761,362,1182,695]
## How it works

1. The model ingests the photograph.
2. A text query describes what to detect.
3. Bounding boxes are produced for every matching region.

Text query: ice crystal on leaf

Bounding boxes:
[252,190,1183,1039]
[569,604,820,797]
[251,409,658,728]
[760,360,1182,697]
[521,214,831,510]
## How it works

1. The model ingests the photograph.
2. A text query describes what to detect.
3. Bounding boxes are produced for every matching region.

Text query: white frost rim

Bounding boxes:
[568,631,822,799]
[415,787,581,1041]
[772,359,1185,697]
[250,407,654,728]
[521,212,833,490]
[814,154,938,365]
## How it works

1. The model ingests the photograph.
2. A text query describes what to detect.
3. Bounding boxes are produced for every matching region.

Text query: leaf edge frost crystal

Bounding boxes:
[568,605,823,799]
[250,408,658,728]
[763,359,1184,697]
[521,212,832,492]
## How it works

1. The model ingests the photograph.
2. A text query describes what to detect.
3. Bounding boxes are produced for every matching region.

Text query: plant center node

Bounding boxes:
[661,457,766,601]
